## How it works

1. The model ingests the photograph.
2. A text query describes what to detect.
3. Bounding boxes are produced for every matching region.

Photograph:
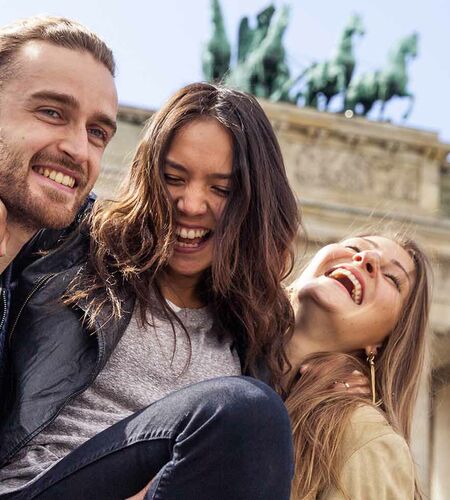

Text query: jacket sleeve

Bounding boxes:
[320,431,415,500]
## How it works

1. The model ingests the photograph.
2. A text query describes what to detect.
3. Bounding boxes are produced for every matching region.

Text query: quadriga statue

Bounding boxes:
[344,32,419,120]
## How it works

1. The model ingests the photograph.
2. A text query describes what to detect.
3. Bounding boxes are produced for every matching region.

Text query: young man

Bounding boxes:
[0,16,118,372]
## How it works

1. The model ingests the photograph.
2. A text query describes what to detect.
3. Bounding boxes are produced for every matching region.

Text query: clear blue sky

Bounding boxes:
[1,0,449,143]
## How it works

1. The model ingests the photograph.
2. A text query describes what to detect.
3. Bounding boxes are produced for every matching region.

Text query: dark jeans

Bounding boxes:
[3,377,293,499]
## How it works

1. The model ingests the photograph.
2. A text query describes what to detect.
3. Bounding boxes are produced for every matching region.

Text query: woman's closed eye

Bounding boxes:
[164,173,184,184]
[384,273,401,291]
[212,185,231,197]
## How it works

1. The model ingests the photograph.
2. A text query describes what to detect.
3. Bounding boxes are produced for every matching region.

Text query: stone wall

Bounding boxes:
[98,102,450,498]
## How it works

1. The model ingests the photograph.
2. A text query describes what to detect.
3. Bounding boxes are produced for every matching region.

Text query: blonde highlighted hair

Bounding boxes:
[285,234,431,499]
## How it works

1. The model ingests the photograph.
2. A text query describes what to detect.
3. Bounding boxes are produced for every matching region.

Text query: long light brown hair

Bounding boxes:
[285,235,431,499]
[67,82,301,385]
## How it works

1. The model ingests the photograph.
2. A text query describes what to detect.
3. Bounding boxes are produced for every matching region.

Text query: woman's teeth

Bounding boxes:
[35,167,75,188]
[175,227,209,239]
[329,268,362,304]
[174,226,211,249]
[176,241,202,248]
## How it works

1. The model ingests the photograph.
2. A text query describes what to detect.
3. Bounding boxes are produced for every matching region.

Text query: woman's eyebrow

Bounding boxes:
[360,237,378,249]
[165,158,232,180]
[393,260,412,284]
[165,159,187,173]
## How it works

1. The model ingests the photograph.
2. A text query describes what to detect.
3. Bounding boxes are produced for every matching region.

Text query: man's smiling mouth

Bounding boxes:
[326,267,363,304]
[34,166,76,188]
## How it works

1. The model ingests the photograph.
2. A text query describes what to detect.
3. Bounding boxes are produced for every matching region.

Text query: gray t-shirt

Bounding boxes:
[0,301,241,493]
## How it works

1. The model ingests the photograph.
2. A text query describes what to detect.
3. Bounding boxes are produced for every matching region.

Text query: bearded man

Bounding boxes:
[0,16,118,374]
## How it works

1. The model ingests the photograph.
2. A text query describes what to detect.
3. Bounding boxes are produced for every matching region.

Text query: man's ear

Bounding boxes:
[365,344,382,356]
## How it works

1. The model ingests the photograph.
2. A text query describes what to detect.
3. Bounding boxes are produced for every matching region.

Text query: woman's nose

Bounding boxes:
[176,189,207,215]
[352,250,381,276]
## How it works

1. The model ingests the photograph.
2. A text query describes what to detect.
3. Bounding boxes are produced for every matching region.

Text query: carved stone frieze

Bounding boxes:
[281,138,420,205]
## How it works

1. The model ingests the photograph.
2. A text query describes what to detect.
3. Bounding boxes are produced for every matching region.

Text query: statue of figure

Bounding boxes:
[345,32,418,119]
[297,14,365,109]
[202,0,231,82]
[226,5,292,101]
[237,5,275,64]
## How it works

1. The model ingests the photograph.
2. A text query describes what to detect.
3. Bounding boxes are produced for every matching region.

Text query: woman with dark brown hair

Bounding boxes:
[0,83,300,499]
[285,233,431,499]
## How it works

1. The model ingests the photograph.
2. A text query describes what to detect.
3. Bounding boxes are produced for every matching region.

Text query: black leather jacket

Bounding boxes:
[0,197,270,467]
[0,196,134,466]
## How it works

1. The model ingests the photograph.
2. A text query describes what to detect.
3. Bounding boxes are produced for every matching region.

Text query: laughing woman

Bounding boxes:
[0,83,299,499]
[285,234,430,500]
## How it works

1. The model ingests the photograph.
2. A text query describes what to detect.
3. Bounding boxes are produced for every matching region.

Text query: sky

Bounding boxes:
[1,0,449,144]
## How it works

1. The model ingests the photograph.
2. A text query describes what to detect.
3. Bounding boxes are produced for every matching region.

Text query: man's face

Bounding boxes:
[0,40,118,232]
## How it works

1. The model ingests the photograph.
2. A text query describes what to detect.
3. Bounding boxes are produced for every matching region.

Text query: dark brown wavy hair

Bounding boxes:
[67,82,301,386]
[285,235,431,499]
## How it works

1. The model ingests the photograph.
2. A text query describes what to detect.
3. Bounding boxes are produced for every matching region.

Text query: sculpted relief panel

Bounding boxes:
[280,138,420,208]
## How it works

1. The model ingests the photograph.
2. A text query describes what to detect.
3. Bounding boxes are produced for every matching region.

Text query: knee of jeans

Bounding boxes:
[196,376,291,440]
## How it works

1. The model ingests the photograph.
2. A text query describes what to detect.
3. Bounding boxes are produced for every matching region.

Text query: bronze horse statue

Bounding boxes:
[298,14,365,109]
[226,5,292,100]
[344,32,419,119]
[202,0,231,82]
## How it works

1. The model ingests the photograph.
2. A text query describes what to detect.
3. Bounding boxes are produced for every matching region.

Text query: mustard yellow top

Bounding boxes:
[319,405,415,500]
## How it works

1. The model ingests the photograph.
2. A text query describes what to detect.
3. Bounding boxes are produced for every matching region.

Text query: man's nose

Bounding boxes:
[57,126,89,166]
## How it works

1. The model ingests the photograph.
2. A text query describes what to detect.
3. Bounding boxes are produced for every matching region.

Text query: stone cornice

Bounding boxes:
[261,100,450,162]
[118,104,154,125]
[116,101,450,161]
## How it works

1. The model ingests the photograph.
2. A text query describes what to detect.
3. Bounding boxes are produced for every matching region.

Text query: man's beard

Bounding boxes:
[0,137,89,232]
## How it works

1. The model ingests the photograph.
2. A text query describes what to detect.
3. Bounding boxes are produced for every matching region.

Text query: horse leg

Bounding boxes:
[378,100,386,120]
[402,93,415,120]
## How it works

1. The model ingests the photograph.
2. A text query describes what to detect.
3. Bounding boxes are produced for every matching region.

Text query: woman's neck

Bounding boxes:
[158,269,205,309]
[287,302,338,371]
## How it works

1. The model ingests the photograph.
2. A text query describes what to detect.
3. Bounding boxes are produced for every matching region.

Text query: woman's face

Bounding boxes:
[293,236,416,352]
[163,117,233,282]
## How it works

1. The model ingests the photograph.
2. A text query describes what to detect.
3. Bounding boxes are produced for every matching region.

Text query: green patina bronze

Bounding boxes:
[237,5,275,64]
[297,14,365,109]
[202,3,419,121]
[202,0,231,82]
[202,1,293,101]
[226,4,292,101]
[345,32,418,119]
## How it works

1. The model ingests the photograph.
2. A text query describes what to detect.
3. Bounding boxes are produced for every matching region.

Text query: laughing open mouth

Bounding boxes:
[326,267,363,304]
[175,226,212,249]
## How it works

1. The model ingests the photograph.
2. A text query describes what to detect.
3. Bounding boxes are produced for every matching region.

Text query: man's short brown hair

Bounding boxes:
[0,15,115,82]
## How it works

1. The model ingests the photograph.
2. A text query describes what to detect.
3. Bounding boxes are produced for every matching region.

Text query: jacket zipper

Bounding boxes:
[0,287,7,333]
[8,273,57,347]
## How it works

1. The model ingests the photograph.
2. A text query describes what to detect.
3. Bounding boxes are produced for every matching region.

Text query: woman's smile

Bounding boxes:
[164,117,233,281]
[324,265,365,305]
[173,224,212,251]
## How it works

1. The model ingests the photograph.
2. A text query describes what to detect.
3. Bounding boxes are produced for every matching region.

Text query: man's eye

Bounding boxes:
[88,127,107,142]
[39,108,61,119]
